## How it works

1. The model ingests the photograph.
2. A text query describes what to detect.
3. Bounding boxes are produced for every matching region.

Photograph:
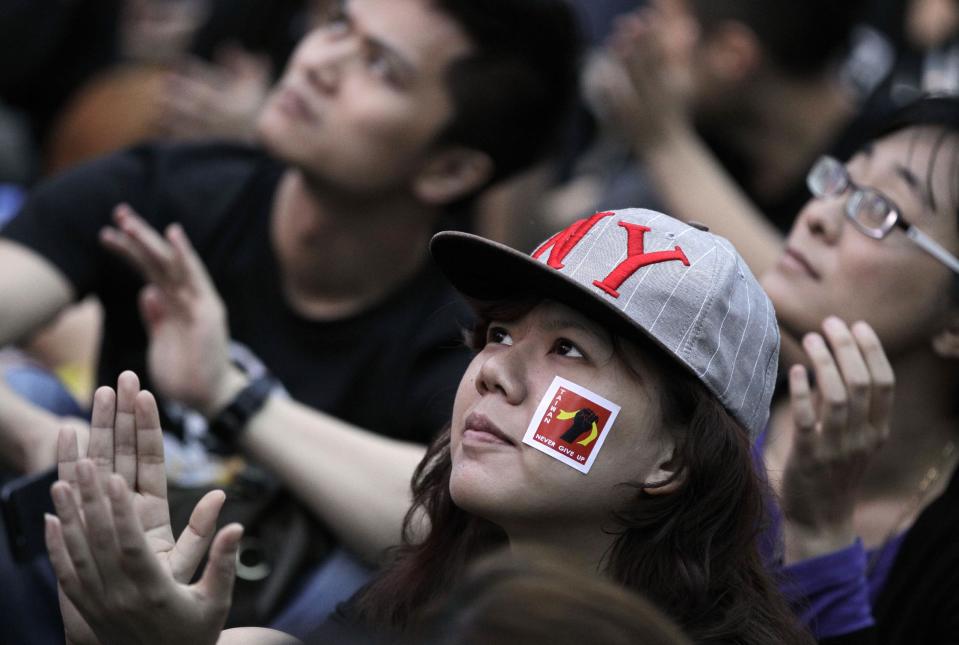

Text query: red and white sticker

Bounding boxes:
[522,376,621,474]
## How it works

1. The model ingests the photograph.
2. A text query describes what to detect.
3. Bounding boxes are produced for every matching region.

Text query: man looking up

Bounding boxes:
[0,0,580,634]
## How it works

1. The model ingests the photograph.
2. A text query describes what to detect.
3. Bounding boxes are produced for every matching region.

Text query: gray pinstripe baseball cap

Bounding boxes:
[431,208,779,440]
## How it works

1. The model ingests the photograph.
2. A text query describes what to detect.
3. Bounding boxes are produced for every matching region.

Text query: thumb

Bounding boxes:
[138,285,168,334]
[169,490,227,583]
[196,523,243,606]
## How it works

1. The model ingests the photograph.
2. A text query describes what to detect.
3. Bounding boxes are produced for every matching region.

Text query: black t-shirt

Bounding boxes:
[2,141,474,445]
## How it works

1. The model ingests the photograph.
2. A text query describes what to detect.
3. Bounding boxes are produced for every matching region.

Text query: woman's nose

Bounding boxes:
[801,193,846,244]
[475,347,528,406]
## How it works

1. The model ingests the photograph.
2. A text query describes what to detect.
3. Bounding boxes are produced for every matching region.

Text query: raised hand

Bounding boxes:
[153,48,271,143]
[44,372,242,645]
[594,5,697,150]
[99,205,247,416]
[780,317,895,563]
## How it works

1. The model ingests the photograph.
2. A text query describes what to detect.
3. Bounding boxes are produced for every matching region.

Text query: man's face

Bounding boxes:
[256,0,473,194]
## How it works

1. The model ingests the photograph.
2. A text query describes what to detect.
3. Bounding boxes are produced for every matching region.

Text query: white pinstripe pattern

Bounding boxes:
[620,214,677,312]
[719,270,752,397]
[649,246,717,341]
[568,214,616,280]
[675,243,718,352]
[738,279,772,411]
[697,243,739,377]
[745,296,777,429]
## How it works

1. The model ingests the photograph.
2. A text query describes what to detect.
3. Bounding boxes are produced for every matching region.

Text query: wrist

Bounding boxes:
[784,519,858,564]
[203,366,250,419]
[206,371,279,449]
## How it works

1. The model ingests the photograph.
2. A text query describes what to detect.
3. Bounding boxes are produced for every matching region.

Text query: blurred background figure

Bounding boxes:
[410,550,692,645]
[0,0,334,433]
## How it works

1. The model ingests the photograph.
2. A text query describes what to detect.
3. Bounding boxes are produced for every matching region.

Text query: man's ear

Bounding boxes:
[700,21,762,83]
[932,309,959,358]
[413,147,494,206]
[642,439,685,496]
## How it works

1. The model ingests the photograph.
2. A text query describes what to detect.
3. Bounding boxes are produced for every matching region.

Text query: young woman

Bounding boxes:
[761,98,959,643]
[44,208,817,644]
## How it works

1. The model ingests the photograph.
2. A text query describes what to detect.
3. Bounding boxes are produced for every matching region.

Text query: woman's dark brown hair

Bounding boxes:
[355,300,812,644]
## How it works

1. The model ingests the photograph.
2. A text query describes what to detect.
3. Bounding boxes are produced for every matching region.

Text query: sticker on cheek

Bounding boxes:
[522,376,621,474]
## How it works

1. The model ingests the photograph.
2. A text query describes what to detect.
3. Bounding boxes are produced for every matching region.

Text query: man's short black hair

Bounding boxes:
[688,0,867,77]
[432,0,582,185]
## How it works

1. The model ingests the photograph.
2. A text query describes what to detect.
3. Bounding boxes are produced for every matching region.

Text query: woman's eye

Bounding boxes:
[554,338,584,358]
[487,327,513,346]
[365,49,400,85]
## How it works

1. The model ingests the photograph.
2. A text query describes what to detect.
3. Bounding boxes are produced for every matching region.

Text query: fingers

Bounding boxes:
[87,386,118,477]
[50,480,104,596]
[107,474,166,583]
[802,330,847,449]
[169,490,226,583]
[788,364,816,460]
[45,513,82,602]
[58,424,80,485]
[851,321,895,442]
[821,317,871,446]
[76,461,129,588]
[134,390,168,499]
[167,223,215,294]
[799,317,896,458]
[197,523,243,608]
[114,372,141,487]
[100,204,181,289]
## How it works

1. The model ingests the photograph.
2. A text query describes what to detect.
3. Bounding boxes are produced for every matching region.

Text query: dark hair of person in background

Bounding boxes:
[431,0,582,190]
[411,549,693,645]
[688,0,870,77]
[355,300,811,645]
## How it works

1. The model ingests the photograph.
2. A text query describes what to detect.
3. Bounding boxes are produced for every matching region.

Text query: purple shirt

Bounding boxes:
[755,428,908,639]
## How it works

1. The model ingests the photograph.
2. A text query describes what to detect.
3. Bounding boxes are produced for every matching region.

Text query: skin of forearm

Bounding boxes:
[641,126,785,278]
[0,240,75,346]
[0,379,70,474]
[238,395,428,563]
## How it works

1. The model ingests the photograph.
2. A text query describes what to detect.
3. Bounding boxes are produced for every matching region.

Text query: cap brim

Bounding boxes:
[430,231,673,357]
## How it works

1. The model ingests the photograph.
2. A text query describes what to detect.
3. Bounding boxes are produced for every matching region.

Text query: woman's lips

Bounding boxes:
[781,247,821,280]
[463,412,515,447]
[274,85,318,123]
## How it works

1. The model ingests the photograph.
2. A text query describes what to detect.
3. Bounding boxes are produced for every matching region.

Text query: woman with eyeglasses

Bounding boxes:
[759,96,959,644]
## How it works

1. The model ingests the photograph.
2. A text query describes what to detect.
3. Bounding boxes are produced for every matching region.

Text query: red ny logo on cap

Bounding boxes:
[532,212,690,298]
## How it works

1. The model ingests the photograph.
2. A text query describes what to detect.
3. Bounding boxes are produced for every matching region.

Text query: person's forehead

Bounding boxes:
[348,0,473,74]
[853,127,959,221]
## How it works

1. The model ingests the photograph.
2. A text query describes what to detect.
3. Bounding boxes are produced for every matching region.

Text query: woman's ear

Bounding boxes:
[932,310,959,358]
[413,147,494,206]
[642,440,685,496]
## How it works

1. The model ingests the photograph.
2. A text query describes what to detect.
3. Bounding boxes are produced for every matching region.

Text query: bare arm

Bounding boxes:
[0,240,87,473]
[594,11,785,277]
[0,239,74,345]
[642,129,785,277]
[238,393,427,561]
[103,204,427,562]
[0,377,71,474]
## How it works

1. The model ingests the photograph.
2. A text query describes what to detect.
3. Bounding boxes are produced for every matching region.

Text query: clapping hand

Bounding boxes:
[100,204,247,417]
[780,317,895,562]
[44,372,242,645]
